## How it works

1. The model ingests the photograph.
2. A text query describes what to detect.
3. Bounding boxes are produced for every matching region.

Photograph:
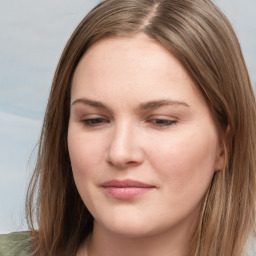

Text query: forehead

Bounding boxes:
[72,34,196,92]
[82,33,170,64]
[70,33,209,114]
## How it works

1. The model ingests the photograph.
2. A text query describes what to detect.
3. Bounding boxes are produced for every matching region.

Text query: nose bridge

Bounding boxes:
[107,119,143,167]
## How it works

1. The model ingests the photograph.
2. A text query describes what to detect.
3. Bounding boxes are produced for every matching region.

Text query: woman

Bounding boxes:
[1,0,255,255]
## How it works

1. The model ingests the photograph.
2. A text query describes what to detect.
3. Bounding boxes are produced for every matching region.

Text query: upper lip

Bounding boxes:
[101,179,155,188]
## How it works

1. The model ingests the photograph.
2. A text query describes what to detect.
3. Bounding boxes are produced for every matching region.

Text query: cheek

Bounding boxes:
[68,132,103,206]
[68,131,102,183]
[147,129,218,196]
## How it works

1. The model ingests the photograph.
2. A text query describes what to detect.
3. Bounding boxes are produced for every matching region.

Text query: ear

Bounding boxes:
[214,143,226,171]
[214,126,230,171]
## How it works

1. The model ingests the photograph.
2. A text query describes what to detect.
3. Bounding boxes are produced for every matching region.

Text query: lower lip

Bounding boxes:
[103,187,153,199]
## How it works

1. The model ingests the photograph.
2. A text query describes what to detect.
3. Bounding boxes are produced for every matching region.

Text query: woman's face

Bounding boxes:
[68,34,224,239]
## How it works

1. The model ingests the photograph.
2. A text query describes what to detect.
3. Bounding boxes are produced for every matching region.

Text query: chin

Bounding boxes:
[94,215,171,239]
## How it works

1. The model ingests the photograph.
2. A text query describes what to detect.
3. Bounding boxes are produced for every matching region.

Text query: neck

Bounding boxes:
[78,220,195,256]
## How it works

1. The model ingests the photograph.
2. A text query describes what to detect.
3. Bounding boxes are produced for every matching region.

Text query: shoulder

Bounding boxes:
[0,231,32,256]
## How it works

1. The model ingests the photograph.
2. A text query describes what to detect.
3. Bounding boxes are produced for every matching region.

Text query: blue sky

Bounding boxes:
[0,1,255,252]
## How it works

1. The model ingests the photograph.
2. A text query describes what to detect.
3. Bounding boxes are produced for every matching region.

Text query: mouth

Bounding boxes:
[101,179,155,200]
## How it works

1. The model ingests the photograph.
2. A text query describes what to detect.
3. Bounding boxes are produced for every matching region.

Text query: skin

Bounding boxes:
[68,33,225,256]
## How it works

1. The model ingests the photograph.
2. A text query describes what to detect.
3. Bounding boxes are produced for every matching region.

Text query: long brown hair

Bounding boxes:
[26,0,256,255]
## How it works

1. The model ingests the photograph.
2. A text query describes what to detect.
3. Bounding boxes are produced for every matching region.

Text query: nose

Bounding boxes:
[106,123,144,168]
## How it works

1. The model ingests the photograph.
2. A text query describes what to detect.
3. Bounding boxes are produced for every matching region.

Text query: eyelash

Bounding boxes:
[81,118,177,128]
[149,119,177,127]
[82,118,108,126]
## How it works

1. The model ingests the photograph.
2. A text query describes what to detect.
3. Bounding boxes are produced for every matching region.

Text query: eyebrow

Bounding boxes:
[72,98,108,109]
[140,99,190,110]
[71,98,189,110]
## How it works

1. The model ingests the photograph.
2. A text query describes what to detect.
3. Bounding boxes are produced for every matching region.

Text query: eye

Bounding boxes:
[82,118,108,127]
[149,118,177,127]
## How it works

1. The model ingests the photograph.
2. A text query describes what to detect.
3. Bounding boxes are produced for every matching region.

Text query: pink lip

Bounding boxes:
[101,179,155,199]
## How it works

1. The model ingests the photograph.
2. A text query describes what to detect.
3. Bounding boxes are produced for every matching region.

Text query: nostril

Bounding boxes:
[106,144,144,168]
[106,126,144,168]
[107,159,142,169]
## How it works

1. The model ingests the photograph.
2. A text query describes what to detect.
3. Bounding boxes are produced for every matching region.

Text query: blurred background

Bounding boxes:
[0,0,255,248]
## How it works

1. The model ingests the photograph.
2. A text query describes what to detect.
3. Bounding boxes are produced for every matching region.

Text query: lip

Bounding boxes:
[101,179,155,199]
